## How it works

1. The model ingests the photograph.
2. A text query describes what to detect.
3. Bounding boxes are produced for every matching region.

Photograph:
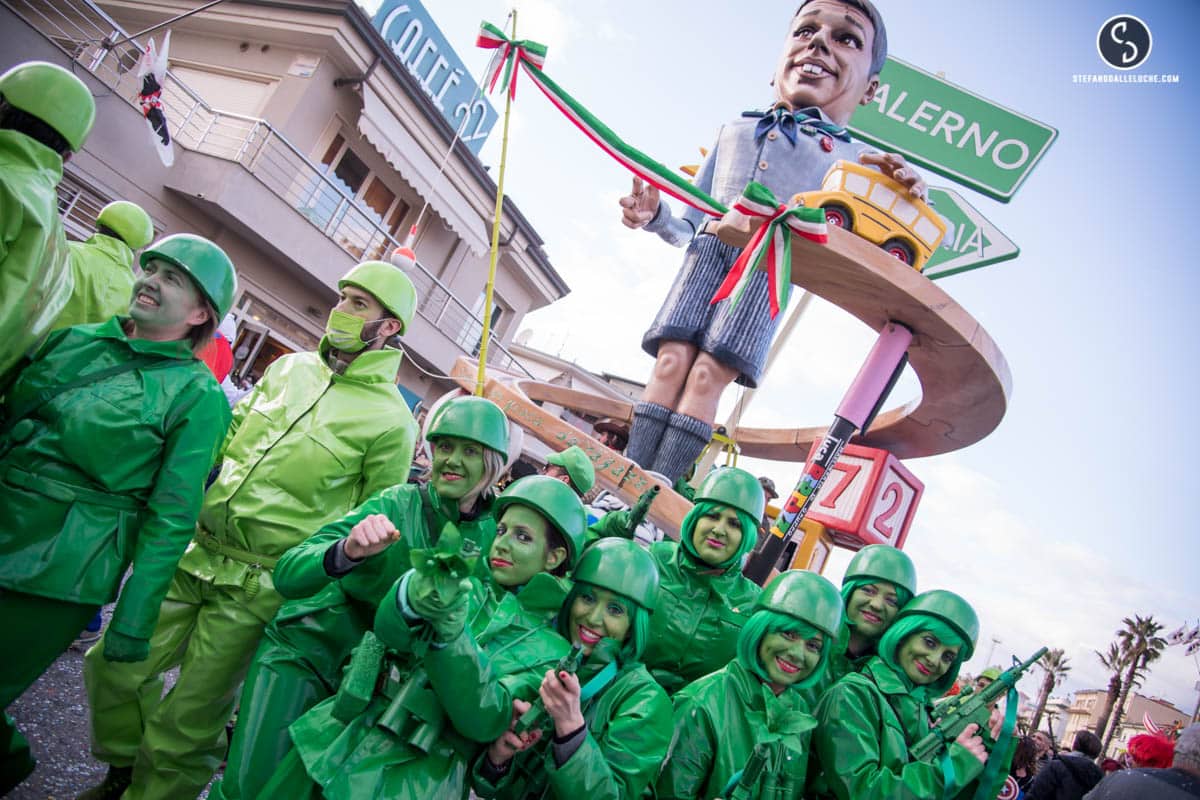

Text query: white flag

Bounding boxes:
[1167,625,1187,645]
[137,31,174,167]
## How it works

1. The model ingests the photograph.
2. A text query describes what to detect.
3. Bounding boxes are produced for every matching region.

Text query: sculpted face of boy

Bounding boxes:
[773,0,879,125]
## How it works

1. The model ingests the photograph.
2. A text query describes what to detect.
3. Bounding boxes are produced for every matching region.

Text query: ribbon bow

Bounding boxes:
[476,21,548,100]
[710,182,828,318]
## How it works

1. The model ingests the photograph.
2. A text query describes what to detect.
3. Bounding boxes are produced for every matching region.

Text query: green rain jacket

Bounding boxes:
[53,234,136,331]
[286,573,570,799]
[0,131,73,380]
[801,630,874,708]
[657,658,816,800]
[0,318,229,638]
[174,344,416,617]
[809,657,984,800]
[267,482,497,684]
[472,659,672,800]
[642,541,760,694]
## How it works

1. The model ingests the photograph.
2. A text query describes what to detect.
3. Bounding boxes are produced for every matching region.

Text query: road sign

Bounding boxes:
[924,186,1019,280]
[849,57,1057,202]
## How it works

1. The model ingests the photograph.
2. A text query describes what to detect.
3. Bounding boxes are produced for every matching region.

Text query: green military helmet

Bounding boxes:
[97,201,154,250]
[0,61,95,152]
[843,544,917,597]
[339,260,417,335]
[493,475,587,568]
[140,234,237,318]
[979,666,1002,682]
[426,395,509,456]
[546,445,595,495]
[756,569,844,640]
[895,589,979,660]
[572,538,660,611]
[694,466,765,521]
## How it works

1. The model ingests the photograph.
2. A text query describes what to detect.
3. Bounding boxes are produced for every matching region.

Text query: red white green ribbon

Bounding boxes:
[476,21,548,100]
[710,182,828,318]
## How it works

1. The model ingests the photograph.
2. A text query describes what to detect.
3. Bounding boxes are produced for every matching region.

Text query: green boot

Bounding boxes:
[76,765,133,800]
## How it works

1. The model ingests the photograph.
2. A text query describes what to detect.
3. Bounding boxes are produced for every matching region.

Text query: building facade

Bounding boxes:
[1061,688,1190,756]
[3,0,568,409]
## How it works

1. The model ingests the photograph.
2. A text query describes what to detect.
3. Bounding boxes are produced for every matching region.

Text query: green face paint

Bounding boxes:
[897,630,959,686]
[569,585,631,656]
[128,259,206,336]
[846,581,901,638]
[489,505,558,588]
[690,505,744,566]
[758,629,823,688]
[430,436,486,502]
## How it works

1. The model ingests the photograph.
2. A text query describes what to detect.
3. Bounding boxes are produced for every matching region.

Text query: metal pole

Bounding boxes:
[102,0,229,50]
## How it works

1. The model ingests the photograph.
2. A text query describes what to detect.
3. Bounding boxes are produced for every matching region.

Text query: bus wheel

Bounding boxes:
[882,238,915,265]
[821,204,852,229]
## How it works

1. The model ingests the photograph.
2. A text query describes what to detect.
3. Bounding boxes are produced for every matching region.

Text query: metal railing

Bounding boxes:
[5,0,533,377]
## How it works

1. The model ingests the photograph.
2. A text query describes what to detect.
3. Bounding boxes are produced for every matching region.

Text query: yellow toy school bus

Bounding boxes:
[794,160,947,271]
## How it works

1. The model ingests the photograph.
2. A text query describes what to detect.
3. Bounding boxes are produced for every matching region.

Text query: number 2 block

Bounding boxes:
[801,442,924,551]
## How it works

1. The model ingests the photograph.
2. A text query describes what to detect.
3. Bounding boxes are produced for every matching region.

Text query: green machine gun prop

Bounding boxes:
[605,485,661,539]
[720,742,769,800]
[512,644,585,735]
[911,646,1048,762]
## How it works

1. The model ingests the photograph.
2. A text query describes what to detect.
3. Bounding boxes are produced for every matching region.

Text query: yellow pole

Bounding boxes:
[475,11,517,396]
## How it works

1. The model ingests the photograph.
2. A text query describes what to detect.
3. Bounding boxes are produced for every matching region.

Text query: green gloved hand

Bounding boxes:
[103,630,150,663]
[407,568,471,620]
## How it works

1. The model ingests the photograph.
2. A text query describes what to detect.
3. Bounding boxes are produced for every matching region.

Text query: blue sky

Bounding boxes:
[369,0,1200,713]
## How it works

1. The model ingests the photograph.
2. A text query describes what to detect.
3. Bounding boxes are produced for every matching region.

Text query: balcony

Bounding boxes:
[5,0,532,377]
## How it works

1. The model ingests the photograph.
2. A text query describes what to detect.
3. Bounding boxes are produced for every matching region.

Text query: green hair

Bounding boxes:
[679,500,758,572]
[736,609,830,691]
[878,615,967,697]
[841,578,913,630]
[557,581,651,664]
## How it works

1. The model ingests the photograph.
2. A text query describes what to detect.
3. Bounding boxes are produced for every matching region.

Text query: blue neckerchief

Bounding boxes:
[743,106,852,147]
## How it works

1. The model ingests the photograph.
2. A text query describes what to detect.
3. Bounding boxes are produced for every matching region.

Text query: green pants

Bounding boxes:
[1,589,97,793]
[218,587,371,800]
[83,570,279,800]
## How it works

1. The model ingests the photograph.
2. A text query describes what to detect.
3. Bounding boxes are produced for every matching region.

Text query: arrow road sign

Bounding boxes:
[924,186,1019,280]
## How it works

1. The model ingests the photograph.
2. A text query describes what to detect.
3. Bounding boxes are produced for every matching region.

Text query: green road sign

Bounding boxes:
[925,187,1019,280]
[849,57,1057,202]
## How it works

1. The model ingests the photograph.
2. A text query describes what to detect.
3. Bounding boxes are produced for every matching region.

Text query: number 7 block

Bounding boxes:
[799,441,923,551]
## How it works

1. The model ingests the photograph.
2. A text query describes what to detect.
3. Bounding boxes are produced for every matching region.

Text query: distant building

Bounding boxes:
[1061,688,1189,756]
[3,0,568,410]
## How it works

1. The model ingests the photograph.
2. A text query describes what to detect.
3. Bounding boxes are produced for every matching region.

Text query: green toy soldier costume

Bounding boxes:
[257,475,588,798]
[0,61,95,380]
[656,569,844,800]
[0,234,233,793]
[642,466,764,694]
[80,260,419,800]
[809,589,990,800]
[474,538,673,800]
[214,395,510,800]
[54,201,155,330]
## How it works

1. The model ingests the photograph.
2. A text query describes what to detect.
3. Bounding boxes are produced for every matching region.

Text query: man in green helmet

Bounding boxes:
[542,445,596,496]
[81,260,421,800]
[54,200,155,330]
[0,60,96,381]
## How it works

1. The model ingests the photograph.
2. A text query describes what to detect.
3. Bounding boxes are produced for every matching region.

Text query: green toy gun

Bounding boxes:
[607,485,661,539]
[513,643,584,734]
[720,743,769,800]
[910,646,1048,762]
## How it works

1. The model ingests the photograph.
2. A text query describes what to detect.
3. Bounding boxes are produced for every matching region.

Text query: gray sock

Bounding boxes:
[651,412,713,483]
[625,402,672,468]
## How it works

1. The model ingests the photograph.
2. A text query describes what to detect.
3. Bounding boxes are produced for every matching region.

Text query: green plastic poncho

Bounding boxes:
[0,130,74,379]
[53,233,136,330]
[641,540,760,694]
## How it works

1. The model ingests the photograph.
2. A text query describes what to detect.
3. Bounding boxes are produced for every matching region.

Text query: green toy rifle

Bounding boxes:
[607,485,661,539]
[720,743,769,800]
[513,643,585,734]
[911,646,1048,762]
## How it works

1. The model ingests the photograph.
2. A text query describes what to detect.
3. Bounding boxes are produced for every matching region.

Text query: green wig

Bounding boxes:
[736,609,831,691]
[679,500,758,572]
[557,581,651,665]
[877,615,967,697]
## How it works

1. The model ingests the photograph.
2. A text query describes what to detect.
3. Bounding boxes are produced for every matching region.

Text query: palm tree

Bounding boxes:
[1101,615,1168,755]
[1030,648,1071,731]
[1093,641,1126,740]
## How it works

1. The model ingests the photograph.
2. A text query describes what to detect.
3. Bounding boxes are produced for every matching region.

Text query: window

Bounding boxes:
[456,290,508,356]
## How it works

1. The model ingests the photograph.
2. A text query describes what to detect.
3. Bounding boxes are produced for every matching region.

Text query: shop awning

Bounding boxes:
[357,84,489,257]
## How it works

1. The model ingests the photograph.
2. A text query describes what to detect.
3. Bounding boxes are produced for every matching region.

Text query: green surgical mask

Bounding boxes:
[324,309,381,353]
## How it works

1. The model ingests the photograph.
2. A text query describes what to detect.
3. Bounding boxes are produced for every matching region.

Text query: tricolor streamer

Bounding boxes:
[710,182,827,317]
